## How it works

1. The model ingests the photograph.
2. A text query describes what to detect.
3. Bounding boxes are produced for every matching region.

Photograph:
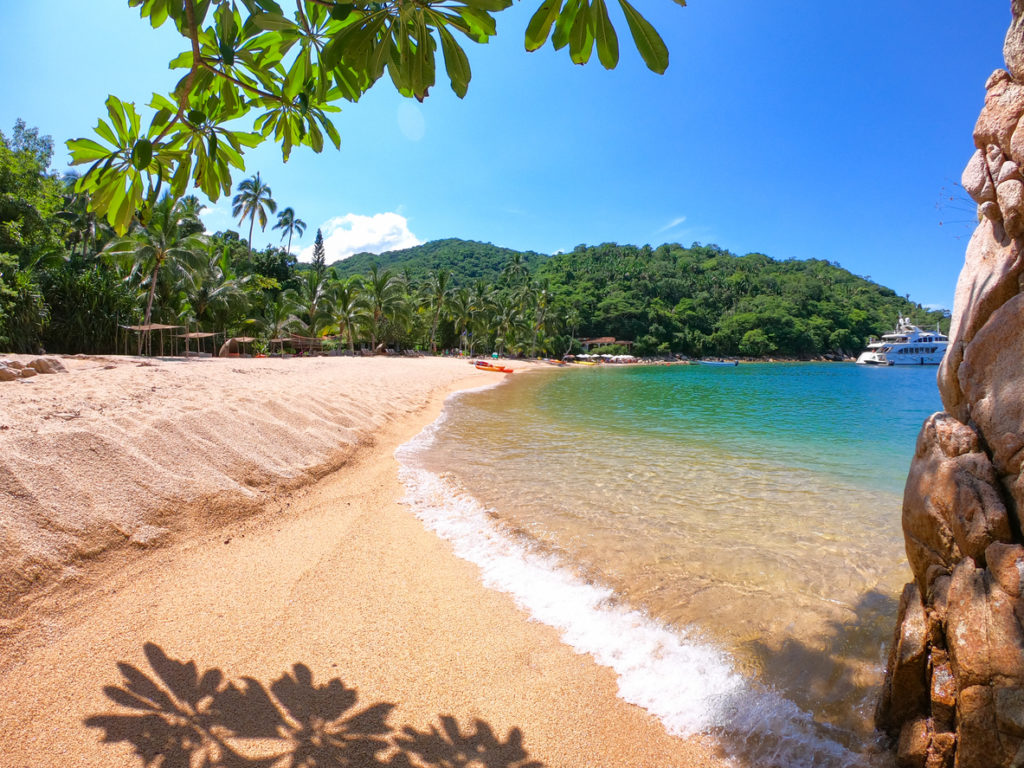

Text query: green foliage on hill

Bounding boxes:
[539,242,947,357]
[327,239,550,286]
[335,238,948,357]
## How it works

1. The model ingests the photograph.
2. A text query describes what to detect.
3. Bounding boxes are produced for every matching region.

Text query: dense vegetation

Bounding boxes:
[2,121,947,360]
[536,243,948,357]
[331,239,549,287]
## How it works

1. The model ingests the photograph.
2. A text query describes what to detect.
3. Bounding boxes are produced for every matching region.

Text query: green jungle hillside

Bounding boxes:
[327,238,550,286]
[338,239,948,358]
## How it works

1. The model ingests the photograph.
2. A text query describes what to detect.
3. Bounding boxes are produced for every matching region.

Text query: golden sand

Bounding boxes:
[0,354,726,767]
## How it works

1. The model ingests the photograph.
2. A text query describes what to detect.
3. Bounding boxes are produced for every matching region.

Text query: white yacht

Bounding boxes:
[856,316,948,366]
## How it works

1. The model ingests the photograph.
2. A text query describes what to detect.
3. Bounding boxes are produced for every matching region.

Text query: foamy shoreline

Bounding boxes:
[397,382,882,768]
[0,354,728,768]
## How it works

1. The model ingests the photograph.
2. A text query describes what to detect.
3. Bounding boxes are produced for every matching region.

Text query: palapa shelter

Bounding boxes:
[177,331,220,356]
[580,336,634,352]
[218,336,256,357]
[269,334,325,355]
[120,323,183,356]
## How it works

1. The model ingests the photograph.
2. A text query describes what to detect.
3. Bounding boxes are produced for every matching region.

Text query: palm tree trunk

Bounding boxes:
[430,310,440,354]
[287,228,293,255]
[247,211,256,255]
[139,262,160,355]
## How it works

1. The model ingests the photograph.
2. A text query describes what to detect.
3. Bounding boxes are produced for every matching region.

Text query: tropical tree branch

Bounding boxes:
[68,0,682,234]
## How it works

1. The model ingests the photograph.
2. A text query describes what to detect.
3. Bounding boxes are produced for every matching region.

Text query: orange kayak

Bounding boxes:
[475,363,514,373]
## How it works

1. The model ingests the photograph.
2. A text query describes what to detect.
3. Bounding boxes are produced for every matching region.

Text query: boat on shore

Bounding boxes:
[856,317,948,366]
[474,361,514,373]
[698,359,738,367]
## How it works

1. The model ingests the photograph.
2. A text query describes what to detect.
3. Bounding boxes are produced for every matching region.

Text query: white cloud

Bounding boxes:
[656,215,687,234]
[299,212,423,263]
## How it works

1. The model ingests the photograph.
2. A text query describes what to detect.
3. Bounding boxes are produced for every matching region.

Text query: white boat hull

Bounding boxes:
[855,318,948,366]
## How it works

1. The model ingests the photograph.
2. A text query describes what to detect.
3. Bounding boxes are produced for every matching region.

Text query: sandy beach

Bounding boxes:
[0,355,726,768]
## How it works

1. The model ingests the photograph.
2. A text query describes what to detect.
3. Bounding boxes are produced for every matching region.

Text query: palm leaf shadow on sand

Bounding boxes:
[739,587,900,750]
[85,642,543,768]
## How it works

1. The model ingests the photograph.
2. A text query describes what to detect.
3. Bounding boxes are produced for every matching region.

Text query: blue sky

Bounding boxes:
[0,1,1011,309]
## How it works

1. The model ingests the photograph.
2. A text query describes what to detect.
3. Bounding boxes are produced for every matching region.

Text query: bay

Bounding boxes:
[399,362,942,767]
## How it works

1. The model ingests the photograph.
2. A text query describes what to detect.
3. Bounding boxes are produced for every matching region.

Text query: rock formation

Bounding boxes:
[0,356,68,382]
[877,5,1024,766]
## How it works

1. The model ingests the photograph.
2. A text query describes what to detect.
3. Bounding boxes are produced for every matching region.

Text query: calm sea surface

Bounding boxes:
[398,363,942,767]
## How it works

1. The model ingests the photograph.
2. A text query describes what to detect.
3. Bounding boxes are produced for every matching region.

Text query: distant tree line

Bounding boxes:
[536,243,949,357]
[1,121,945,359]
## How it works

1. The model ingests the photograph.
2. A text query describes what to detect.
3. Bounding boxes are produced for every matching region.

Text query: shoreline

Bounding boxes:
[0,354,728,767]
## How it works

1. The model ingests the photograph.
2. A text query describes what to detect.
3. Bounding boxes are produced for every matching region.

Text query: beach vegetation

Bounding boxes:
[231,172,277,255]
[103,193,209,352]
[273,206,306,254]
[65,0,681,236]
[1,119,950,360]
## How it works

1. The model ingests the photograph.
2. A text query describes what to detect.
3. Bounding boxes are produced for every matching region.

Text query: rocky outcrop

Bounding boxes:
[0,357,67,382]
[879,5,1024,767]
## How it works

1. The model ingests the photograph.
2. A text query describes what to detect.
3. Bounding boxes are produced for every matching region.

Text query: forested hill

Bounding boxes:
[330,238,947,357]
[537,242,947,356]
[328,238,549,285]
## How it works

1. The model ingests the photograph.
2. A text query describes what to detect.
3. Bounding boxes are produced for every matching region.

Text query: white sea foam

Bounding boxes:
[396,392,884,768]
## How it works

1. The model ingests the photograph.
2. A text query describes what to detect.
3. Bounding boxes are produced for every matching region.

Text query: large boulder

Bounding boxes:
[1006,0,1024,82]
[959,292,1024,524]
[945,559,1024,689]
[26,357,66,375]
[937,219,1024,420]
[902,413,1012,594]
[986,542,1024,598]
[959,293,1024,478]
[963,149,996,203]
[882,10,1024,767]
[878,583,931,736]
[974,69,1024,154]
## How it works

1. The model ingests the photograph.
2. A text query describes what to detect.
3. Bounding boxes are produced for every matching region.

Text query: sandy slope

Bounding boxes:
[0,354,726,767]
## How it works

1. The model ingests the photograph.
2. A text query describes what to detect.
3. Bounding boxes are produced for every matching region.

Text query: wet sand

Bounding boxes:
[0,354,726,767]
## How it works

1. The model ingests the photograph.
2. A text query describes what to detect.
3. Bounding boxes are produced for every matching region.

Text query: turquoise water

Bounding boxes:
[525,362,938,494]
[401,363,942,767]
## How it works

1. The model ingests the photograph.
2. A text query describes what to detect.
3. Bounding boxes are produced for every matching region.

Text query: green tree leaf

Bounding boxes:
[131,138,153,170]
[437,23,472,98]
[618,0,668,73]
[250,12,296,31]
[551,0,582,50]
[591,0,619,69]
[568,0,594,65]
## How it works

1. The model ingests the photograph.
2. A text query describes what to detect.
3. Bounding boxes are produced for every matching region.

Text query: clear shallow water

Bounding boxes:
[397,363,942,767]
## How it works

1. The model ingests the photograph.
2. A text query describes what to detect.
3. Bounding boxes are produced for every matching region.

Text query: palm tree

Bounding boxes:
[529,278,553,358]
[292,268,332,332]
[423,268,451,354]
[252,293,302,343]
[448,287,473,354]
[179,247,249,336]
[365,266,409,353]
[467,280,494,355]
[57,172,115,260]
[502,252,529,288]
[231,173,277,255]
[492,294,524,357]
[176,196,207,235]
[326,277,369,353]
[103,194,207,353]
[273,207,306,254]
